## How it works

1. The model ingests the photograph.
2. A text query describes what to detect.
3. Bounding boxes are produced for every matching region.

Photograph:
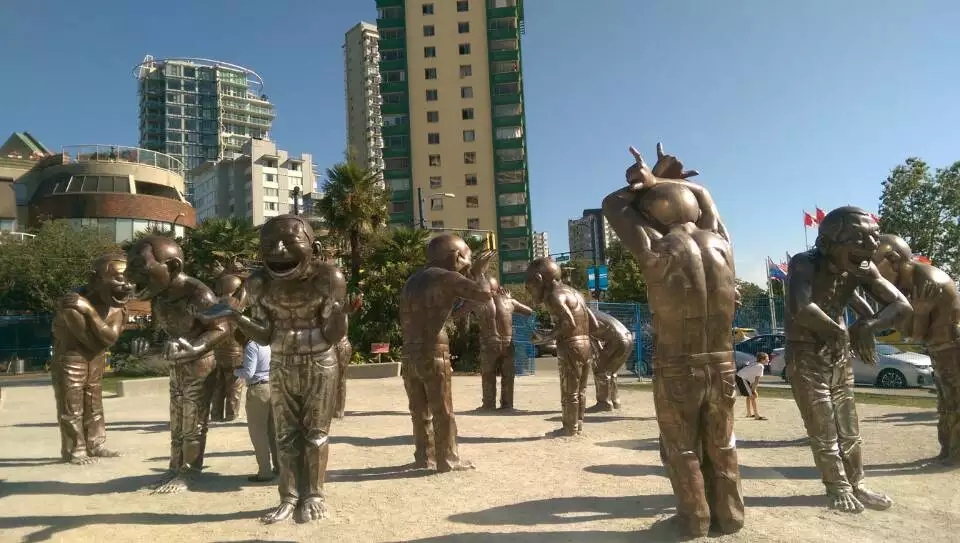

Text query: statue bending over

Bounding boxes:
[126,236,229,494]
[873,233,960,465]
[457,274,533,411]
[526,259,593,437]
[601,143,742,537]
[210,258,248,422]
[785,207,910,513]
[203,215,354,524]
[587,309,634,412]
[51,253,132,464]
[400,234,492,472]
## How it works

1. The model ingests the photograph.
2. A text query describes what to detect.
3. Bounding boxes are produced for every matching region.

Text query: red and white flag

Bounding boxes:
[803,211,817,227]
[815,207,826,222]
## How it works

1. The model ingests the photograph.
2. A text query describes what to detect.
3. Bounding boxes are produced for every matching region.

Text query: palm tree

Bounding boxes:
[316,158,388,286]
[368,227,430,269]
[181,217,259,283]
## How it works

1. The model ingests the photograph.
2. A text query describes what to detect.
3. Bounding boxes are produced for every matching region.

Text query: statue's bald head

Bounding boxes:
[125,235,185,299]
[872,233,914,284]
[525,258,562,303]
[262,214,316,242]
[427,233,471,272]
[129,235,183,263]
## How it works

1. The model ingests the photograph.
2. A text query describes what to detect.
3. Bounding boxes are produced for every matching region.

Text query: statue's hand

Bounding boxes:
[470,250,496,279]
[162,338,201,362]
[848,321,877,365]
[62,292,93,315]
[198,303,237,323]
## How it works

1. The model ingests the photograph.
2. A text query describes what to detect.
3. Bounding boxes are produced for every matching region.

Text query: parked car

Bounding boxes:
[732,328,757,343]
[734,333,786,358]
[535,339,557,358]
[774,344,933,388]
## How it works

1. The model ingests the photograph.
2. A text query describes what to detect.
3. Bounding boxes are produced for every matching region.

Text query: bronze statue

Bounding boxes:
[601,143,742,537]
[210,258,248,422]
[334,334,353,419]
[525,259,593,437]
[51,253,132,464]
[586,308,634,412]
[400,234,493,472]
[202,215,354,524]
[873,233,960,465]
[784,208,910,513]
[126,235,229,494]
[457,275,534,411]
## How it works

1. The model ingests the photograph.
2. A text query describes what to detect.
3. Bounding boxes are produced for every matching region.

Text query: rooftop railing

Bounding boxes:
[59,145,184,176]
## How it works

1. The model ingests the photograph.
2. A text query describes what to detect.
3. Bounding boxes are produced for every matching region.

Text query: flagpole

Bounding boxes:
[765,259,778,332]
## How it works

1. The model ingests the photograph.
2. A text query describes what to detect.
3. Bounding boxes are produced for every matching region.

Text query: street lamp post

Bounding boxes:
[292,185,301,216]
[417,189,456,229]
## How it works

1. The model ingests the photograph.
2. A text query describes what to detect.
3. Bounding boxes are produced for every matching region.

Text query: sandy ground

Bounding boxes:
[1,374,959,543]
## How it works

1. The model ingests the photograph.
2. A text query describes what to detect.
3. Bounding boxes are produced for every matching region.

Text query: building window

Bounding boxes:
[495,82,520,95]
[462,108,474,120]
[381,49,405,61]
[429,154,441,166]
[467,218,480,230]
[500,215,528,228]
[265,202,278,211]
[457,0,469,12]
[458,22,470,33]
[423,25,435,37]
[465,174,478,186]
[498,193,527,206]
[264,173,276,183]
[428,133,440,145]
[427,111,439,123]
[500,237,529,251]
[422,3,434,14]
[426,89,438,101]
[430,197,445,211]
[425,68,437,79]
[429,176,442,189]
[497,170,525,183]
[431,220,445,229]
[461,86,473,98]
[264,188,279,197]
[464,152,476,164]
[459,64,472,78]
[386,178,411,191]
[463,130,476,142]
[466,196,479,208]
[496,126,523,140]
[502,260,528,274]
[383,70,406,83]
[424,46,436,58]
[458,43,471,55]
[392,201,409,213]
[494,103,522,117]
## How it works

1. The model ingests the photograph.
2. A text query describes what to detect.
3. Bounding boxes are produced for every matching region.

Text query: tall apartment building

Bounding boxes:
[375,0,532,283]
[344,22,386,177]
[568,208,619,264]
[191,138,316,226]
[135,56,276,203]
[532,230,548,259]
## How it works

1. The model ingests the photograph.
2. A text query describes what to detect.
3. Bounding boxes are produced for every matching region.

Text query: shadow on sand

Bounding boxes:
[863,411,937,427]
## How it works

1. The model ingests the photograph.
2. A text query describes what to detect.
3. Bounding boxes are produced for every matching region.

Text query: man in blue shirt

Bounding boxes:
[236,340,278,482]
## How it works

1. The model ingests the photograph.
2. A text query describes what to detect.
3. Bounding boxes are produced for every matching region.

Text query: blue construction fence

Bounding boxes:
[0,314,54,372]
[511,296,789,377]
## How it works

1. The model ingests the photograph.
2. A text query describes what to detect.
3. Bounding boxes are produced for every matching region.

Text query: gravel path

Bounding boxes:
[1,374,958,543]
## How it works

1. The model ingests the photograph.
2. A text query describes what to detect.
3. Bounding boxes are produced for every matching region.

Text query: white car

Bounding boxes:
[773,344,934,388]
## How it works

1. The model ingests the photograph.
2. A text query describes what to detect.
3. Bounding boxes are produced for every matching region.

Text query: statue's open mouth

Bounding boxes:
[265,259,301,278]
[849,252,872,270]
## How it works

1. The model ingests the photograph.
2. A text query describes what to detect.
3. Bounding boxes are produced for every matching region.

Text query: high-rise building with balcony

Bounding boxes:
[344,22,385,178]
[532,230,548,259]
[135,56,276,204]
[568,208,619,264]
[375,0,532,283]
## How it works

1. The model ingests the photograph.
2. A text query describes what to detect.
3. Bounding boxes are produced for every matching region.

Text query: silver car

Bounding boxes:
[773,344,934,388]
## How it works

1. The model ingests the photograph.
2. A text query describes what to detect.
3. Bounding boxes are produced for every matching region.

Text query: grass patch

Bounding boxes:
[619,380,938,409]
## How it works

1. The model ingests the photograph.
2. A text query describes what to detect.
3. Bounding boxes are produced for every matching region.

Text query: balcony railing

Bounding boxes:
[59,145,184,176]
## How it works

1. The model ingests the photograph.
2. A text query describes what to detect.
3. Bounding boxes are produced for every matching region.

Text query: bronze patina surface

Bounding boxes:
[601,143,742,537]
[126,236,229,494]
[586,309,634,411]
[399,234,492,472]
[785,208,910,513]
[873,233,960,465]
[202,215,354,524]
[51,253,132,464]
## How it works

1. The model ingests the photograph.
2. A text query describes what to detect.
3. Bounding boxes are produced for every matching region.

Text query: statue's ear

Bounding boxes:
[312,240,323,259]
[166,257,184,277]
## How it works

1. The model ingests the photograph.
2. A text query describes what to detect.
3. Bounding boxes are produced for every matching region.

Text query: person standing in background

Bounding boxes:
[236,339,279,482]
[736,352,768,420]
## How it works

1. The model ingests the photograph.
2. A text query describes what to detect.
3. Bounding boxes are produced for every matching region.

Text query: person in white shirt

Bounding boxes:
[736,352,768,420]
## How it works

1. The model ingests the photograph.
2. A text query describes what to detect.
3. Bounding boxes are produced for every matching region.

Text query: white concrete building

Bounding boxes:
[532,231,549,259]
[567,208,619,263]
[343,22,384,179]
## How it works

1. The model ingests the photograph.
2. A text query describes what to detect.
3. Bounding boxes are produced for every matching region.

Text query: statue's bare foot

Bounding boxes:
[585,403,614,413]
[612,400,622,410]
[544,428,577,438]
[438,460,475,473]
[89,447,122,458]
[828,491,865,513]
[497,405,514,412]
[936,448,949,460]
[296,497,328,523]
[261,502,296,524]
[144,471,176,490]
[67,455,97,465]
[854,486,892,510]
[334,411,345,419]
[151,469,194,495]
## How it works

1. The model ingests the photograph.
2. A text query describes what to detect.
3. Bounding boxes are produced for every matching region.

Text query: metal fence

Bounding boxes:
[0,314,54,372]
[586,302,647,376]
[512,313,537,376]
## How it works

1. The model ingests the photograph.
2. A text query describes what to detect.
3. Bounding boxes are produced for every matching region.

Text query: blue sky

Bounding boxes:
[4,0,960,286]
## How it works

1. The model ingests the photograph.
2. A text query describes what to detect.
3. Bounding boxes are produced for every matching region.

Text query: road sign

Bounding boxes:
[554,254,571,263]
[587,265,609,291]
[371,343,390,354]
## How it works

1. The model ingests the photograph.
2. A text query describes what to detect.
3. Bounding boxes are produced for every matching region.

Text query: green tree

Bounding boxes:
[317,158,389,287]
[563,258,590,291]
[878,158,960,277]
[181,217,259,284]
[605,242,647,303]
[0,220,119,313]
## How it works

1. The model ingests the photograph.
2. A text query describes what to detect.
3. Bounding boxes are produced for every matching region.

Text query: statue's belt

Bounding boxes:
[653,351,734,369]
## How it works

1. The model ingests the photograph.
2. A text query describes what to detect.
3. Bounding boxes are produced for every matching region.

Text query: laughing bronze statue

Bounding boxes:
[400,234,492,472]
[210,258,248,422]
[126,236,229,494]
[601,143,742,537]
[872,233,960,465]
[51,253,132,464]
[526,258,593,437]
[586,308,634,412]
[202,215,354,524]
[785,207,910,513]
[457,274,534,411]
